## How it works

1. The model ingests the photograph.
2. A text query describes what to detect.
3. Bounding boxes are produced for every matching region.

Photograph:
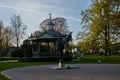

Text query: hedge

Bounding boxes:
[19,56,73,62]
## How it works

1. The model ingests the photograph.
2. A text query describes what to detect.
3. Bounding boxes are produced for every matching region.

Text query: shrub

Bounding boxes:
[0,57,18,61]
[11,49,24,57]
[19,56,73,62]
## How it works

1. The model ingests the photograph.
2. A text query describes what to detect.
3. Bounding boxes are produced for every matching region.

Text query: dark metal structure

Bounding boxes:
[56,32,72,63]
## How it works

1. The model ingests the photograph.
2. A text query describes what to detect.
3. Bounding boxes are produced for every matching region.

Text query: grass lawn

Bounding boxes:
[71,55,120,64]
[0,55,120,80]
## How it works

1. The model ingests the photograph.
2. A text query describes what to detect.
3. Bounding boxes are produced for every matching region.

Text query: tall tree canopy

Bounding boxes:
[77,0,120,54]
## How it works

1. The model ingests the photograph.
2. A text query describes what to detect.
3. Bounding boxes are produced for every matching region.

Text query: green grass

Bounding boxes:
[0,55,120,80]
[82,56,120,63]
[71,55,120,64]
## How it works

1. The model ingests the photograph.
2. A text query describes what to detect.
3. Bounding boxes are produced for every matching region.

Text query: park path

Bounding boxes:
[1,64,120,80]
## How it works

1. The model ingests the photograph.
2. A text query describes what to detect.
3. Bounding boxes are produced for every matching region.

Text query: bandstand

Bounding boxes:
[29,14,72,58]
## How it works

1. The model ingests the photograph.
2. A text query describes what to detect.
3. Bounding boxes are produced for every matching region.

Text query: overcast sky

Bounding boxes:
[0,0,91,43]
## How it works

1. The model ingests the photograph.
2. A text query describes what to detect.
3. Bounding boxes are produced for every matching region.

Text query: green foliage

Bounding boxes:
[20,41,32,57]
[0,57,18,61]
[19,56,73,62]
[77,0,120,54]
[11,49,24,57]
[11,40,32,57]
[109,43,120,53]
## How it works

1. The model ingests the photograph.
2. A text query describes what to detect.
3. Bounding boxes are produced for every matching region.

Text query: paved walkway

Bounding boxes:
[1,64,120,80]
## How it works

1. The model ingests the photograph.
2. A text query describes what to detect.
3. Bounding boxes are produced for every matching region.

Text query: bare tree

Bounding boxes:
[0,20,3,50]
[11,15,27,48]
[40,17,69,34]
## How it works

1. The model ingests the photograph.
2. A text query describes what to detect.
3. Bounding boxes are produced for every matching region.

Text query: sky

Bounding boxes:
[0,0,91,44]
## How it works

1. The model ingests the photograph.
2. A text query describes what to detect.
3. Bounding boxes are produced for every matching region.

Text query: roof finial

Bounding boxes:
[49,13,52,20]
[48,13,54,30]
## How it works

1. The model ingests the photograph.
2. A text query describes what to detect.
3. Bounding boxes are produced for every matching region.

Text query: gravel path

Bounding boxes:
[1,64,120,80]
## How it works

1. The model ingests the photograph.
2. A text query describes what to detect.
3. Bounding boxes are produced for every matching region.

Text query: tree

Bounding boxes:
[40,17,69,34]
[11,15,27,48]
[2,27,14,49]
[77,0,120,55]
[0,20,4,50]
[0,20,14,56]
[21,40,32,57]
